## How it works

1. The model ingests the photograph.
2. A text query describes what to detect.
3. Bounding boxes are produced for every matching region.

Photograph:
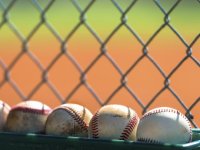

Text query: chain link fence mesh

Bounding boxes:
[0,0,199,127]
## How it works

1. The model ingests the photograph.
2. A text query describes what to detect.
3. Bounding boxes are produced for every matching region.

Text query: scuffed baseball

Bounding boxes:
[0,100,10,131]
[45,103,93,137]
[88,104,139,141]
[5,100,51,133]
[137,107,192,144]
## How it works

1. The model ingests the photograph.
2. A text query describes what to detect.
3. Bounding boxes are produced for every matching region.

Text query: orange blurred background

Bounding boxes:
[0,0,199,126]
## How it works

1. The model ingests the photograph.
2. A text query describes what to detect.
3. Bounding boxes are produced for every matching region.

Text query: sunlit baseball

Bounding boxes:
[45,103,93,137]
[137,107,192,144]
[5,100,51,133]
[88,104,139,141]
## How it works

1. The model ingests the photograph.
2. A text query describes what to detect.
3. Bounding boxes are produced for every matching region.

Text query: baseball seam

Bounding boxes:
[139,108,192,143]
[11,106,51,115]
[90,112,99,138]
[120,115,138,140]
[63,107,88,132]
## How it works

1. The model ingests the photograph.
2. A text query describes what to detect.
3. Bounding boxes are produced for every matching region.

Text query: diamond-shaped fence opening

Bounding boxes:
[29,25,61,68]
[106,26,143,71]
[148,27,187,73]
[67,25,101,70]
[126,0,164,42]
[86,0,121,40]
[0,0,199,128]
[126,56,164,105]
[169,0,200,43]
[86,55,122,102]
[9,54,42,96]
[0,25,21,65]
[44,0,80,39]
[8,0,40,38]
[48,55,80,98]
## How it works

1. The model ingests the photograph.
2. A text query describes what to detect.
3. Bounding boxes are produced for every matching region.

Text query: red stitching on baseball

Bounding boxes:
[62,107,88,132]
[120,114,138,140]
[11,106,51,115]
[141,108,192,143]
[91,112,99,138]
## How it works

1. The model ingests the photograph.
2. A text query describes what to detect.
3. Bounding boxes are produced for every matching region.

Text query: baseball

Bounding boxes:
[45,103,93,137]
[137,107,192,144]
[88,104,139,141]
[5,100,51,133]
[0,100,11,131]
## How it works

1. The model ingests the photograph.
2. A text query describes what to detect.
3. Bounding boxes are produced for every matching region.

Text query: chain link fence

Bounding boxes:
[0,0,199,127]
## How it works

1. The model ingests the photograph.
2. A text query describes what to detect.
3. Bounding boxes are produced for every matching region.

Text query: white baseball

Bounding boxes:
[0,100,11,131]
[88,104,139,141]
[137,107,192,144]
[45,103,93,137]
[5,100,51,133]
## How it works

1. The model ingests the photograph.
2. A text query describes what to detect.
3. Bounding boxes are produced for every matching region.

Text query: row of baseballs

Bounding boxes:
[0,100,192,144]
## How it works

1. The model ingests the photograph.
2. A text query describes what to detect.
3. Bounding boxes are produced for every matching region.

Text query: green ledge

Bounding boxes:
[0,129,199,150]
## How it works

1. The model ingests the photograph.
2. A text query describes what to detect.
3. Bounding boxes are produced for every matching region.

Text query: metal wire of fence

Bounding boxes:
[0,0,199,127]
